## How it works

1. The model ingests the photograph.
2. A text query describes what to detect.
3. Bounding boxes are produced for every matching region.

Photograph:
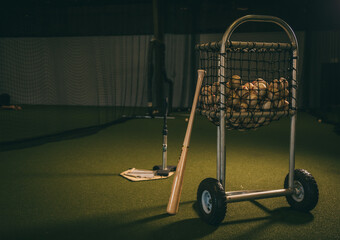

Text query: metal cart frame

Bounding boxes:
[218,15,297,200]
[195,15,318,225]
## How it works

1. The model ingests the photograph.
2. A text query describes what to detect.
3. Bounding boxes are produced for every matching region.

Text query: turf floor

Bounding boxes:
[0,111,339,240]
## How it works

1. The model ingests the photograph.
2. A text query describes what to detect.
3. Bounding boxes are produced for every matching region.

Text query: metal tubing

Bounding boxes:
[162,134,167,170]
[292,49,298,109]
[288,49,298,188]
[220,15,298,51]
[162,97,169,170]
[226,188,294,203]
[289,115,296,188]
[217,126,221,182]
[196,40,295,51]
[219,50,226,189]
[219,110,295,119]
[219,14,299,192]
[220,125,226,188]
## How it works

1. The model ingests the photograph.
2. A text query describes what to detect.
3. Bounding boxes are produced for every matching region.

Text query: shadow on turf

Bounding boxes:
[219,200,315,240]
[1,200,314,240]
[0,118,128,152]
[222,200,314,226]
[153,218,218,240]
[4,172,121,178]
[1,213,169,240]
[1,201,217,240]
[192,199,313,227]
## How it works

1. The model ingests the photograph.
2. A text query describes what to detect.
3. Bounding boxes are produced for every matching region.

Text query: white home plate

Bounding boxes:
[120,168,174,182]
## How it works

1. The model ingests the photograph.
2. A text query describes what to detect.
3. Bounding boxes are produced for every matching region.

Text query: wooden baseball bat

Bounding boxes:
[167,69,205,215]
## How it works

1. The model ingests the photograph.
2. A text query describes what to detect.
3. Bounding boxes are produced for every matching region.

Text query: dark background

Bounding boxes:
[0,0,339,37]
[0,0,339,121]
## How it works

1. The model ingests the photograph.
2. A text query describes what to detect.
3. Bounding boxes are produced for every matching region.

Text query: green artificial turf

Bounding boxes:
[0,105,146,143]
[0,111,339,240]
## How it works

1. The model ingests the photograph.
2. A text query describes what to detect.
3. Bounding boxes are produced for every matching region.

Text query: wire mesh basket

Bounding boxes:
[196,41,297,130]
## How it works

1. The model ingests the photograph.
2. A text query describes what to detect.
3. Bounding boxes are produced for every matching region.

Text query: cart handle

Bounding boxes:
[221,15,298,53]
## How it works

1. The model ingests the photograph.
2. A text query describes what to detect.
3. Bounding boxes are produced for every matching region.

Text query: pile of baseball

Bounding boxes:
[198,75,290,129]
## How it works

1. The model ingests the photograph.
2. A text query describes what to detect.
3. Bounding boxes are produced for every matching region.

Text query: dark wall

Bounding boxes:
[0,0,339,37]
[0,0,154,37]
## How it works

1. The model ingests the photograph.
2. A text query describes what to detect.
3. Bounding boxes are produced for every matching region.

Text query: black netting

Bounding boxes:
[197,42,297,131]
[0,36,149,145]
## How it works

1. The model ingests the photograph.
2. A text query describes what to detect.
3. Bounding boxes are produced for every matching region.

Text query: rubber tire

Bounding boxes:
[197,178,227,226]
[284,169,319,212]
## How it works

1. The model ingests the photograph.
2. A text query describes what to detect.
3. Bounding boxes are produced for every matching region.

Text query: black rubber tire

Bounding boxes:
[284,169,319,212]
[197,178,227,226]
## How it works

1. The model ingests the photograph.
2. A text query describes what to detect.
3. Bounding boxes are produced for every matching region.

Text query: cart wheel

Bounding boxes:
[197,178,227,225]
[284,169,319,211]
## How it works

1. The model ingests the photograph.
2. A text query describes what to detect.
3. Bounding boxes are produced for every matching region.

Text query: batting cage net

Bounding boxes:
[196,41,297,130]
[0,36,150,146]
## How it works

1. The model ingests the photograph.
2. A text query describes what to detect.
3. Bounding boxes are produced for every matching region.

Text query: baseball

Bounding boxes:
[262,100,272,110]
[256,82,267,98]
[283,100,289,110]
[240,101,248,111]
[245,90,258,107]
[201,85,212,96]
[271,79,284,91]
[201,86,206,95]
[276,99,285,108]
[212,81,220,95]
[284,89,290,97]
[208,110,216,118]
[243,82,256,90]
[256,117,266,124]
[213,94,220,104]
[225,81,232,96]
[207,95,213,104]
[279,77,289,89]
[255,78,268,86]
[242,117,251,124]
[207,115,213,122]
[227,91,240,107]
[267,90,280,100]
[229,75,242,89]
[237,84,249,98]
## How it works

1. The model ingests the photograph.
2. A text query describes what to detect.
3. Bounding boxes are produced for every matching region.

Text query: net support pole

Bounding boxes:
[152,0,165,114]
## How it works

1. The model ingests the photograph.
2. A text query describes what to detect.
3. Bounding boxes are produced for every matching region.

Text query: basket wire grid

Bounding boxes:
[196,41,297,131]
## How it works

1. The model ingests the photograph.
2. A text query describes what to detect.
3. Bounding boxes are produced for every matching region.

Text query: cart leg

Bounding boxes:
[220,121,226,189]
[219,109,226,189]
[289,113,296,189]
[216,125,226,188]
[217,126,221,182]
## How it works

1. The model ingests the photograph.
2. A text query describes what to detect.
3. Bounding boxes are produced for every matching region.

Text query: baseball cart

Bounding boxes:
[195,15,319,225]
